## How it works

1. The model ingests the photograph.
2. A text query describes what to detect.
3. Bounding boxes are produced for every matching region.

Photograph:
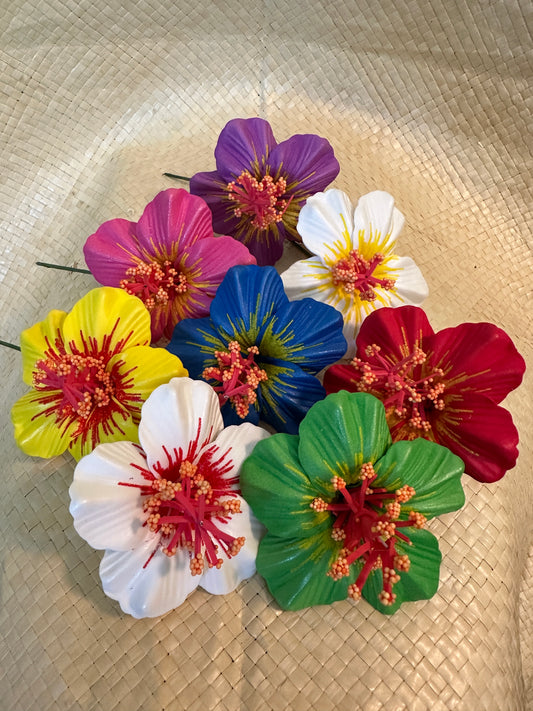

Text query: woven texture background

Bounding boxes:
[1,1,532,709]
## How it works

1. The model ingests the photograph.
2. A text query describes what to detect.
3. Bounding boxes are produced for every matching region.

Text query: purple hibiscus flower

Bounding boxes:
[83,188,256,342]
[189,118,340,266]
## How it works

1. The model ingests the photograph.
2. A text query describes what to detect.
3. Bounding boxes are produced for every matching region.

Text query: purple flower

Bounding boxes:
[189,118,340,266]
[83,189,256,342]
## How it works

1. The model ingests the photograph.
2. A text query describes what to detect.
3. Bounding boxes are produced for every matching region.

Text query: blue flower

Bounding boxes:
[167,265,347,433]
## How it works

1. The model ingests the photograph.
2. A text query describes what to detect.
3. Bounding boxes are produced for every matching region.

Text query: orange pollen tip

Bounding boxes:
[331,475,346,490]
[310,497,329,512]
[202,340,268,419]
[331,249,395,299]
[360,462,376,480]
[226,170,289,229]
[408,511,427,529]
[120,260,187,311]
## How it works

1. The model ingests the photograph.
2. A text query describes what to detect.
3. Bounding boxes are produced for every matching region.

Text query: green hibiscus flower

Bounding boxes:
[240,391,465,614]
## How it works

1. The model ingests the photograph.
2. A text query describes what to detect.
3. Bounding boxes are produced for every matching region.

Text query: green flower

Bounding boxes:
[240,392,465,614]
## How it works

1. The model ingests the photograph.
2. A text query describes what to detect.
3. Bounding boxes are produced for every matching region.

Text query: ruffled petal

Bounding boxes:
[297,392,392,487]
[362,528,441,614]
[353,191,405,256]
[295,189,354,263]
[267,134,340,200]
[200,498,263,594]
[100,542,199,618]
[385,256,429,307]
[61,287,152,354]
[373,438,465,519]
[427,321,526,404]
[139,377,223,473]
[83,218,141,285]
[167,316,226,379]
[69,441,150,550]
[136,188,213,255]
[432,392,520,482]
[188,170,240,236]
[20,309,67,385]
[213,117,277,180]
[280,256,335,303]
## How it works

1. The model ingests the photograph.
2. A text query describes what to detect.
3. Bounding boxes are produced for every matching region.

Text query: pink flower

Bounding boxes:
[83,189,256,342]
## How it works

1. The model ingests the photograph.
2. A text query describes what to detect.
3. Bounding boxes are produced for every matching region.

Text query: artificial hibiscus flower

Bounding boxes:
[240,391,465,614]
[11,287,187,460]
[324,305,526,482]
[189,117,340,266]
[83,188,256,342]
[281,189,428,356]
[167,264,346,434]
[69,377,269,618]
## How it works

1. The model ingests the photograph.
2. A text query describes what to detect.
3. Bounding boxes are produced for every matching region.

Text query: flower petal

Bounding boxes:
[373,438,465,519]
[20,309,67,385]
[69,441,150,550]
[297,392,392,487]
[213,117,278,180]
[241,432,332,537]
[353,191,405,255]
[386,256,429,307]
[83,218,142,285]
[262,297,346,372]
[61,287,151,354]
[200,498,263,594]
[280,256,334,302]
[355,305,435,362]
[135,188,213,255]
[167,316,225,378]
[255,530,352,610]
[208,265,288,343]
[11,389,72,458]
[362,528,442,614]
[188,170,238,235]
[432,391,520,482]
[268,134,340,201]
[258,361,328,434]
[100,542,199,618]
[428,321,526,404]
[139,377,223,472]
[295,189,354,263]
[209,421,270,488]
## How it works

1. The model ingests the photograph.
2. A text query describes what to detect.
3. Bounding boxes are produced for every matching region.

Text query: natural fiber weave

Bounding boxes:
[1,1,531,709]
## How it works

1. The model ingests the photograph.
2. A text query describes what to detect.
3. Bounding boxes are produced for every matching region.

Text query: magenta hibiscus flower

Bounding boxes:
[83,188,256,342]
[189,118,340,266]
[323,306,526,483]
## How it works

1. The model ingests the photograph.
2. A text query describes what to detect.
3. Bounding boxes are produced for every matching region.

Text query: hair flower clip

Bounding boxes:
[69,377,269,618]
[11,287,187,460]
[167,264,347,434]
[241,391,465,613]
[189,117,340,266]
[83,188,256,342]
[324,305,526,482]
[281,189,428,356]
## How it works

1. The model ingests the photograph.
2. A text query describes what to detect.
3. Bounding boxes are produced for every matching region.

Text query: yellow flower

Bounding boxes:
[12,287,187,460]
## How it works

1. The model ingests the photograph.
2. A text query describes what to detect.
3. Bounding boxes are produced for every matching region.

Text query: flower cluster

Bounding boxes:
[9,116,525,619]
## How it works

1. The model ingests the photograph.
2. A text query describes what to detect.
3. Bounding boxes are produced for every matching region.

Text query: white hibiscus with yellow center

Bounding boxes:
[281,189,428,357]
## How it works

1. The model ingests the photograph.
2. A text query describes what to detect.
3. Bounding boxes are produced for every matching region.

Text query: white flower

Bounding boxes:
[69,377,269,618]
[281,189,428,357]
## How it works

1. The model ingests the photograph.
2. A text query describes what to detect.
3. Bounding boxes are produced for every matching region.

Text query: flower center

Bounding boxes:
[30,327,142,451]
[226,170,291,229]
[351,344,446,435]
[310,463,426,606]
[33,353,115,419]
[202,341,268,418]
[120,260,187,311]
[123,442,244,574]
[331,250,396,300]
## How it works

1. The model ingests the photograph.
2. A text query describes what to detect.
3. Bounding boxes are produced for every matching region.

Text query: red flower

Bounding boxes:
[323,306,525,482]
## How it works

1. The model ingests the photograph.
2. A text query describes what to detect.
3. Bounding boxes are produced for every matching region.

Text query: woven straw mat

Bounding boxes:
[1,1,532,710]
